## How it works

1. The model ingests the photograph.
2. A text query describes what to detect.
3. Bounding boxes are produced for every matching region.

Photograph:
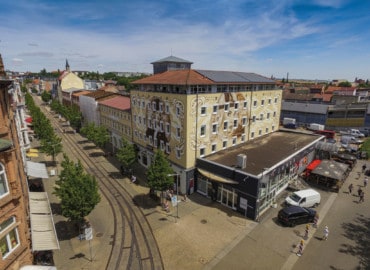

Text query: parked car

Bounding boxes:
[285,188,321,208]
[278,206,316,227]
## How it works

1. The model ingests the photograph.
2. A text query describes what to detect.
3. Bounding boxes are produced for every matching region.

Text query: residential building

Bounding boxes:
[0,54,33,269]
[57,60,84,104]
[131,56,282,199]
[98,96,132,151]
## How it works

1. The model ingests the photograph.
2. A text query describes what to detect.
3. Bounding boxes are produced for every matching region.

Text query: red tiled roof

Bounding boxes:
[98,96,131,111]
[132,70,214,85]
[72,90,91,97]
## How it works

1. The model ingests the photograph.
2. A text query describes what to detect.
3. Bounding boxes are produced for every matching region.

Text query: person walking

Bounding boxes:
[362,164,367,173]
[348,183,353,195]
[359,190,365,203]
[364,177,368,188]
[296,239,304,256]
[323,226,329,240]
[313,214,319,228]
[358,187,363,197]
[304,224,310,239]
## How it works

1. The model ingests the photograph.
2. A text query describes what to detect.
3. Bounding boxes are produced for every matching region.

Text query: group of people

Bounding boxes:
[348,164,368,203]
[297,222,329,256]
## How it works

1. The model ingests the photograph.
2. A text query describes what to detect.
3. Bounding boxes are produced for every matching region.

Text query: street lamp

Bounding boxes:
[167,173,180,223]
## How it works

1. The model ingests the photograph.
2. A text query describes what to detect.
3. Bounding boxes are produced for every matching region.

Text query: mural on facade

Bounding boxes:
[190,92,249,151]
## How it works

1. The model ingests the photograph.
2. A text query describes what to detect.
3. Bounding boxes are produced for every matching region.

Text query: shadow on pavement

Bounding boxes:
[55,220,80,241]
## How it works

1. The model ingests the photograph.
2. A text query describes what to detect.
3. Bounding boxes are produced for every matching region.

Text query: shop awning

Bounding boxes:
[29,192,59,251]
[306,159,321,171]
[26,161,49,178]
[25,117,33,123]
[26,152,39,158]
[198,168,239,184]
[28,148,39,153]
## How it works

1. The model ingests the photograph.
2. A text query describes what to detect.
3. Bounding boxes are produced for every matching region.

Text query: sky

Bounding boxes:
[0,0,369,81]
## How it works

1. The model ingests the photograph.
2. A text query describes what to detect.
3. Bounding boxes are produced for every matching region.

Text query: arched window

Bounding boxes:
[0,163,9,198]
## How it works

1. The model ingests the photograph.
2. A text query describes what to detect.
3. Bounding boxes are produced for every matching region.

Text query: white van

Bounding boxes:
[285,188,321,208]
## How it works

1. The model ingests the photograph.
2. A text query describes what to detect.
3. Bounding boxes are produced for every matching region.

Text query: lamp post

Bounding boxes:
[167,173,180,223]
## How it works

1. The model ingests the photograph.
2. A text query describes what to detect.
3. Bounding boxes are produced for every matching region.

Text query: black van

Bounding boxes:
[278,206,316,227]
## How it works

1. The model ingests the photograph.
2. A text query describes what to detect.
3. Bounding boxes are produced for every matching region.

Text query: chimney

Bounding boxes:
[236,154,247,169]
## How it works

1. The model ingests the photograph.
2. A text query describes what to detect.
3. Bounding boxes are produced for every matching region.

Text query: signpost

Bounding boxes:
[85,227,93,262]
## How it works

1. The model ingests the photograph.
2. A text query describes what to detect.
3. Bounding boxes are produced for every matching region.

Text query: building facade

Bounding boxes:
[131,57,282,196]
[0,55,33,269]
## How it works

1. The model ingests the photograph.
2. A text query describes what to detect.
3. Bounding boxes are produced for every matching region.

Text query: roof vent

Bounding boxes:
[236,154,247,169]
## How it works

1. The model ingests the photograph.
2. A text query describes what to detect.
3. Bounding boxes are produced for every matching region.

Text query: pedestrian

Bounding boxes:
[296,239,304,256]
[364,177,368,188]
[182,194,187,202]
[348,183,353,195]
[163,201,169,212]
[323,226,329,240]
[359,190,365,203]
[304,224,310,239]
[358,187,363,197]
[313,214,319,228]
[362,164,367,173]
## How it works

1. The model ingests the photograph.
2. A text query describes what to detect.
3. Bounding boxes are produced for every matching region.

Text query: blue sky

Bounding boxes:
[0,0,369,80]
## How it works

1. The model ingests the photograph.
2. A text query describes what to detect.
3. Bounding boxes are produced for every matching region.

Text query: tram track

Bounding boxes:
[35,98,164,270]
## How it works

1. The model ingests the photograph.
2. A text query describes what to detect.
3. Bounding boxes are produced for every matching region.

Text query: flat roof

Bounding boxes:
[204,130,322,176]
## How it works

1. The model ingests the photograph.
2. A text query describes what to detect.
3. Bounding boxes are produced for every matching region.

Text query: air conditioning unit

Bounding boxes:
[236,154,247,169]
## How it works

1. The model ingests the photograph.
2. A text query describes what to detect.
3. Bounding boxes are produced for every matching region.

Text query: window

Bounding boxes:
[0,217,19,259]
[260,113,264,120]
[165,123,170,134]
[272,125,275,131]
[176,148,181,159]
[160,140,165,151]
[165,103,170,114]
[274,97,278,103]
[176,105,181,116]
[259,129,262,136]
[200,147,206,157]
[242,117,247,126]
[233,119,238,128]
[160,121,164,132]
[266,127,269,133]
[152,101,156,111]
[243,101,247,109]
[223,121,228,131]
[222,140,227,149]
[234,102,239,110]
[241,134,246,142]
[213,105,218,114]
[224,103,229,112]
[176,127,181,138]
[201,106,207,115]
[211,144,217,153]
[154,137,158,147]
[267,112,270,119]
[159,102,163,112]
[261,99,265,106]
[200,125,206,136]
[166,143,171,153]
[273,111,276,117]
[251,132,255,138]
[268,98,272,104]
[232,137,237,145]
[0,163,9,197]
[253,100,257,107]
[212,123,218,134]
[252,116,256,123]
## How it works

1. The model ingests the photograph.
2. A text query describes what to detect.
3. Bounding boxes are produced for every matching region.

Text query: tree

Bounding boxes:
[41,90,52,103]
[338,81,352,87]
[146,150,174,202]
[40,134,63,163]
[54,154,101,224]
[116,138,137,171]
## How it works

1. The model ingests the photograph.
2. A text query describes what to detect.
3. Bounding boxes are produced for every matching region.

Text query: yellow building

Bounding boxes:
[98,95,132,151]
[132,60,282,195]
[57,60,84,105]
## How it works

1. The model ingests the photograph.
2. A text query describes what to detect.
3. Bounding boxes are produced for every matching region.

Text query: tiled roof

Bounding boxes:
[132,70,214,85]
[132,69,275,85]
[72,90,91,97]
[196,70,275,83]
[85,90,117,100]
[151,56,193,64]
[98,96,131,111]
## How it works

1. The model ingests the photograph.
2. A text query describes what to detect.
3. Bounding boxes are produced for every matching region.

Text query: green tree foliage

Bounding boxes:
[40,134,63,163]
[80,123,109,148]
[338,81,352,87]
[54,154,101,223]
[41,90,52,103]
[116,138,137,170]
[146,151,174,198]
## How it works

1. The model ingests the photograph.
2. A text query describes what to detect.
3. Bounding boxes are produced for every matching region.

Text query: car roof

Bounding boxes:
[293,189,319,197]
[281,206,311,215]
